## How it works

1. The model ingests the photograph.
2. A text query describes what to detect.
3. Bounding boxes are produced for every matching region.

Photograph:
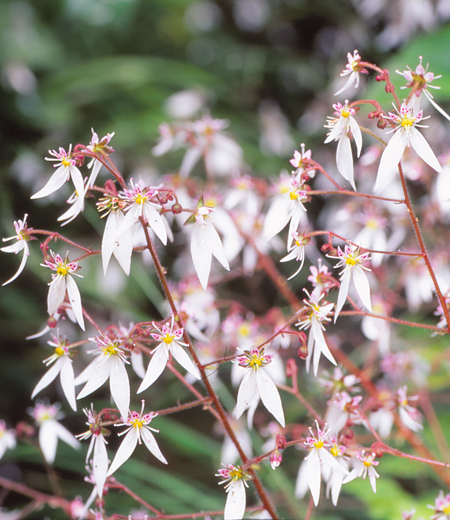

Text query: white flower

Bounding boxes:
[43,251,85,331]
[75,335,130,420]
[57,179,88,226]
[335,50,368,97]
[375,101,442,192]
[263,173,308,249]
[31,146,85,203]
[301,422,348,506]
[280,232,309,280]
[344,451,379,493]
[1,214,31,285]
[76,406,109,497]
[234,346,285,428]
[296,292,336,376]
[397,386,423,432]
[86,129,115,189]
[187,202,230,290]
[328,245,372,321]
[324,101,362,190]
[31,334,77,411]
[137,317,200,393]
[428,491,450,520]
[216,464,250,520]
[0,421,16,459]
[29,402,81,464]
[107,401,167,477]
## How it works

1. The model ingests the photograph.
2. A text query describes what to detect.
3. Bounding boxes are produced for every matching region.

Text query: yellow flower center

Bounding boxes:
[238,324,250,337]
[163,334,173,344]
[132,418,143,429]
[345,255,358,266]
[314,440,324,449]
[290,191,299,200]
[401,117,414,128]
[443,505,450,515]
[230,468,244,481]
[248,355,262,369]
[55,347,65,357]
[366,218,378,229]
[61,158,72,167]
[103,344,119,356]
[341,109,350,118]
[56,266,68,276]
[363,460,372,467]
[330,446,340,457]
[135,194,148,205]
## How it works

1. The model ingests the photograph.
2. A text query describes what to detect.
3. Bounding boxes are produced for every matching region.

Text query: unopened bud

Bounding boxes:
[172,203,183,215]
[47,316,58,329]
[270,449,282,470]
[298,345,308,360]
[377,118,387,130]
[276,434,287,450]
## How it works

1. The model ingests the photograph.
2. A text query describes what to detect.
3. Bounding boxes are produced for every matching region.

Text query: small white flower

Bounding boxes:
[75,335,130,420]
[335,50,368,97]
[216,464,250,520]
[234,346,285,428]
[31,146,85,203]
[428,491,450,520]
[43,251,85,331]
[324,101,362,190]
[31,334,77,411]
[86,129,115,189]
[375,101,442,192]
[107,401,167,477]
[137,317,200,393]
[187,201,230,290]
[296,292,336,376]
[397,386,423,432]
[280,232,310,280]
[328,245,372,322]
[29,401,81,464]
[1,214,31,286]
[344,451,379,493]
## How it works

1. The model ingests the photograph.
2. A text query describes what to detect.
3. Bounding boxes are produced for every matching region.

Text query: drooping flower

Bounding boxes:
[31,334,77,411]
[1,214,31,286]
[234,346,285,428]
[324,101,363,190]
[86,129,115,189]
[42,251,85,331]
[185,199,230,290]
[216,464,251,520]
[327,245,372,321]
[107,401,167,477]
[138,318,200,393]
[296,291,336,376]
[396,56,450,121]
[344,451,379,492]
[75,334,130,420]
[375,101,442,192]
[280,232,310,280]
[335,50,368,97]
[31,146,85,204]
[300,422,348,506]
[28,401,81,464]
[76,406,109,497]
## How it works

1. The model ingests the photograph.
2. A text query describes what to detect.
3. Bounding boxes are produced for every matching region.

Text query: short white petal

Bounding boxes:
[137,345,169,393]
[191,225,212,290]
[374,130,407,192]
[66,275,85,330]
[141,428,168,464]
[110,356,130,420]
[31,358,63,400]
[256,369,285,427]
[107,428,138,476]
[47,277,66,316]
[224,479,246,520]
[235,370,257,420]
[410,128,443,173]
[353,267,372,312]
[171,343,201,380]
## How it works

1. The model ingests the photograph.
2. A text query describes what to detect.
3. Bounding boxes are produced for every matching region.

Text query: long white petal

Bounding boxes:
[69,166,86,205]
[39,420,58,463]
[263,197,290,241]
[102,210,119,275]
[74,355,102,386]
[171,343,201,380]
[113,223,133,276]
[93,435,109,496]
[141,428,168,464]
[336,135,356,190]
[335,268,351,322]
[353,267,372,312]
[224,479,246,520]
[374,130,407,192]
[2,244,29,286]
[77,358,111,400]
[66,275,85,330]
[235,370,257,420]
[31,358,63,400]
[410,127,443,173]
[349,117,363,157]
[137,345,169,393]
[256,369,285,427]
[31,166,69,199]
[144,204,168,246]
[107,428,138,476]
[47,277,66,316]
[191,225,212,290]
[307,448,321,506]
[59,358,77,412]
[53,421,81,451]
[110,356,130,420]
[206,224,230,271]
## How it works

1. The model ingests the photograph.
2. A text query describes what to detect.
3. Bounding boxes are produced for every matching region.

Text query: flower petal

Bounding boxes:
[31,166,69,199]
[191,225,213,290]
[374,130,407,192]
[171,343,201,380]
[409,127,443,173]
[224,479,246,520]
[334,268,351,322]
[137,345,169,393]
[306,448,321,506]
[141,428,168,464]
[109,356,130,420]
[336,134,356,190]
[77,358,111,400]
[2,243,29,286]
[235,370,257,420]
[31,358,63,400]
[47,277,66,316]
[255,369,285,427]
[205,224,229,271]
[107,428,138,476]
[93,435,109,496]
[353,267,372,312]
[66,275,85,330]
[39,420,58,463]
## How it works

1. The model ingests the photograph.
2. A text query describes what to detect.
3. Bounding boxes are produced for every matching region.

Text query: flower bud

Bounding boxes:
[172,203,183,214]
[276,434,287,450]
[270,449,282,470]
[298,345,308,360]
